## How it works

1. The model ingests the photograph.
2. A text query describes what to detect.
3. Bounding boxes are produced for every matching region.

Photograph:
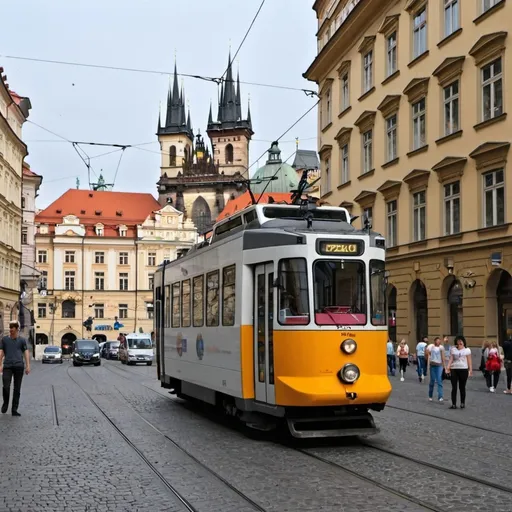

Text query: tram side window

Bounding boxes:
[222,265,236,326]
[370,260,386,326]
[171,282,180,328]
[181,279,191,328]
[278,258,310,325]
[193,275,204,327]
[164,285,171,328]
[206,270,220,327]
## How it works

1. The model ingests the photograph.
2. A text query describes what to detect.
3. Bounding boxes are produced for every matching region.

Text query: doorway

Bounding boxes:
[61,332,77,354]
[254,263,275,404]
[412,280,428,343]
[497,271,512,343]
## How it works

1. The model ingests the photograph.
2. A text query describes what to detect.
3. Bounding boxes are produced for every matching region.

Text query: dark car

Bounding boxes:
[103,341,120,360]
[73,340,101,367]
[42,345,63,364]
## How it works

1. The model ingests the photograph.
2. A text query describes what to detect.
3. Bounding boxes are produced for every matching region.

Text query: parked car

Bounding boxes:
[118,333,154,366]
[103,341,120,360]
[72,340,101,367]
[42,345,63,364]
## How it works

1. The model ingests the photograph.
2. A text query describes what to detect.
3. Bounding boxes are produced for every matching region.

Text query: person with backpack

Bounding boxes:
[484,341,502,392]
[447,335,472,409]
[397,339,409,382]
[503,336,512,394]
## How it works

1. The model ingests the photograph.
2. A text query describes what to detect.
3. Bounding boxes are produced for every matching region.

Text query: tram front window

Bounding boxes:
[314,260,367,325]
[278,258,310,325]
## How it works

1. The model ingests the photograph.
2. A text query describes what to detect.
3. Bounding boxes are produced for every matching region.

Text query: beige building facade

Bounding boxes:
[0,75,30,334]
[34,189,196,354]
[306,0,512,346]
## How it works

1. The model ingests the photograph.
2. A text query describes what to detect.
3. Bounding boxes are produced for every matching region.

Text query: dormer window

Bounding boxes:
[118,225,127,237]
[95,223,104,236]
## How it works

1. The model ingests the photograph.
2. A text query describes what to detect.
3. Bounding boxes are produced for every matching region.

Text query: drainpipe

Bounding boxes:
[134,238,138,333]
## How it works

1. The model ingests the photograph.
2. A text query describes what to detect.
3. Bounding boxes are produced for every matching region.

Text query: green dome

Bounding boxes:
[251,142,299,194]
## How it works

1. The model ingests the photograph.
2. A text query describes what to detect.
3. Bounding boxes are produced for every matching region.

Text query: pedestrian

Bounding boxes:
[426,336,447,402]
[0,322,31,416]
[503,336,512,394]
[397,339,409,382]
[479,340,490,374]
[484,341,502,392]
[386,339,396,376]
[447,335,472,409]
[416,336,428,383]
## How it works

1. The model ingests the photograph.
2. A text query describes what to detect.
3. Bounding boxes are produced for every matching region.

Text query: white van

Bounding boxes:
[119,333,154,366]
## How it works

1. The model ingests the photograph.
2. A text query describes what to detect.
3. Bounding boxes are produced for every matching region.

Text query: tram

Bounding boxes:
[153,199,391,437]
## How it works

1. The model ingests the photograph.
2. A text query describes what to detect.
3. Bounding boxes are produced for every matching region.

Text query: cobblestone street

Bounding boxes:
[1,359,511,512]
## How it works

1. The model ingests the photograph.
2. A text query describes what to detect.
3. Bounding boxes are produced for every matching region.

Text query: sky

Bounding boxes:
[0,0,319,208]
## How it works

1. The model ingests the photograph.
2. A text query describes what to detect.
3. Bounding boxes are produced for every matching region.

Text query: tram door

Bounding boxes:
[254,264,276,404]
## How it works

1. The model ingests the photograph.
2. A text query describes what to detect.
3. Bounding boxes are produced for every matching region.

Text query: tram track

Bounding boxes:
[67,365,267,512]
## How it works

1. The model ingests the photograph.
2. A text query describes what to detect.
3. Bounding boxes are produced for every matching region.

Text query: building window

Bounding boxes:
[444,0,459,37]
[38,303,47,318]
[225,144,234,164]
[62,300,75,318]
[95,251,105,264]
[64,271,75,291]
[193,275,204,327]
[412,7,427,59]
[483,169,505,227]
[40,270,48,289]
[169,145,176,166]
[119,227,127,237]
[119,304,128,319]
[95,225,104,236]
[413,190,426,241]
[181,279,191,328]
[482,58,503,122]
[94,303,104,319]
[65,251,75,263]
[323,157,331,194]
[341,73,350,111]
[362,130,373,173]
[95,272,105,291]
[412,98,426,150]
[21,228,28,245]
[148,252,156,266]
[482,0,501,12]
[171,282,180,328]
[119,273,129,291]
[386,115,397,162]
[206,270,219,327]
[363,207,373,228]
[38,250,47,264]
[387,200,397,247]
[21,197,25,209]
[119,252,128,265]
[222,265,236,326]
[148,274,154,290]
[341,144,349,184]
[363,50,373,93]
[444,81,459,136]
[386,32,397,76]
[324,87,332,126]
[444,181,461,235]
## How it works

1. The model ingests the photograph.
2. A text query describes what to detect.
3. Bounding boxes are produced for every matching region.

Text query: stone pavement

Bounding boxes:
[0,359,511,512]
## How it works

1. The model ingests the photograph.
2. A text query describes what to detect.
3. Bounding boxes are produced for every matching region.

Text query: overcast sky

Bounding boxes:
[1,0,318,208]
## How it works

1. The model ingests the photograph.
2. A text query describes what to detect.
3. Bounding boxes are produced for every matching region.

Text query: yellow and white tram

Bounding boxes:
[153,202,391,437]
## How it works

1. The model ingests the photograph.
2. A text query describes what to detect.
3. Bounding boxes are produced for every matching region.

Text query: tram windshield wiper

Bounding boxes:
[321,307,343,329]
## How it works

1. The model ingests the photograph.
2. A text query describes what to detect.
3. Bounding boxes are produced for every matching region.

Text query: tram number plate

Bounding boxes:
[317,240,363,256]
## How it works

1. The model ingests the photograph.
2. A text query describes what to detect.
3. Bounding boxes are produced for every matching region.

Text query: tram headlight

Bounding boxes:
[341,339,357,354]
[338,364,360,384]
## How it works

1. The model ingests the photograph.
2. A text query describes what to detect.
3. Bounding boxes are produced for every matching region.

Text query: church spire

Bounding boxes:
[235,70,242,121]
[208,101,213,125]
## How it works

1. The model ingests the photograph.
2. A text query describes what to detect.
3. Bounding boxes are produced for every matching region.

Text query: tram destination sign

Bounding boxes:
[317,240,364,256]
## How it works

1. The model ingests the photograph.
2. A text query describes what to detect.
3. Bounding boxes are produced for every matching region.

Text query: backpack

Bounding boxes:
[486,352,501,372]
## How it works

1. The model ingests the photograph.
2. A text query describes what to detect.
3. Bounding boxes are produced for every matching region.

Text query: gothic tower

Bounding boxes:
[207,52,253,176]
[157,62,194,178]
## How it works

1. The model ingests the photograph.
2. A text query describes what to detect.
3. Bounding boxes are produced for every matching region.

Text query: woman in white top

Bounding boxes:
[397,339,409,382]
[447,335,472,409]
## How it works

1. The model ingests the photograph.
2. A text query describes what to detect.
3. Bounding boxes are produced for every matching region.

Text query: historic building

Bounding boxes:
[34,189,196,355]
[157,54,253,235]
[305,0,512,345]
[0,71,31,335]
[20,162,43,343]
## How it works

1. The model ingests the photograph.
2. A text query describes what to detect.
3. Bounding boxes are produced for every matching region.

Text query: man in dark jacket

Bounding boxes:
[503,336,512,394]
[0,321,31,416]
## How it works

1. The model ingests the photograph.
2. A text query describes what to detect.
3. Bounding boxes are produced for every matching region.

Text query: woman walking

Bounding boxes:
[416,337,428,383]
[426,337,447,402]
[397,339,409,382]
[447,335,472,409]
[484,341,502,392]
[503,337,512,394]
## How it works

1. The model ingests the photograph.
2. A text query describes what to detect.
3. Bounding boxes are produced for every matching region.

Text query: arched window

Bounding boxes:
[225,144,234,164]
[191,196,212,235]
[62,300,76,319]
[169,146,176,166]
[412,280,428,342]
[447,280,463,336]
[184,145,191,164]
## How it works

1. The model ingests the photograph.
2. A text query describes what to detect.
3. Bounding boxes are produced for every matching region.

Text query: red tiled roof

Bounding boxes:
[9,90,23,106]
[22,163,41,178]
[216,191,293,222]
[36,189,162,237]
